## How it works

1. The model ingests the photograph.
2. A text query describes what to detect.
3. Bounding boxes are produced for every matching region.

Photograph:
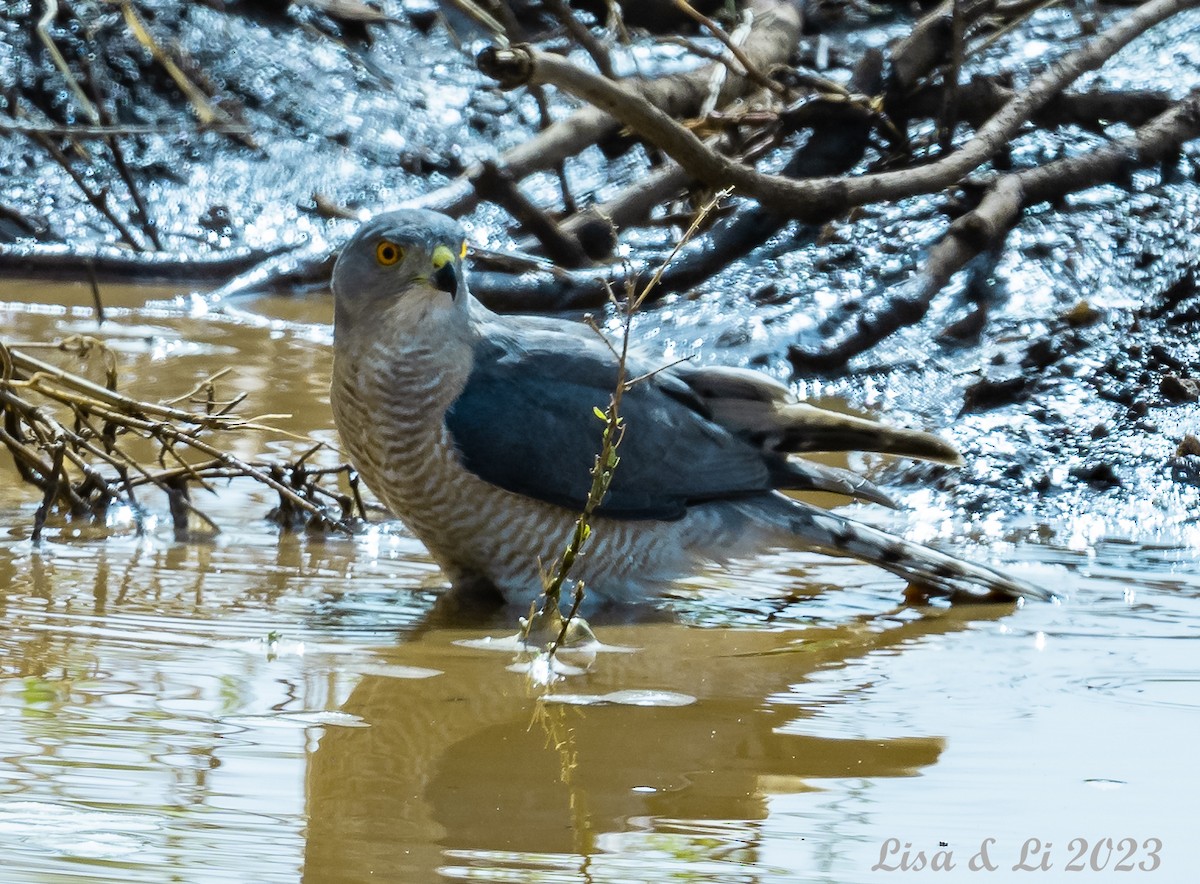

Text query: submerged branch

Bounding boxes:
[0,339,357,537]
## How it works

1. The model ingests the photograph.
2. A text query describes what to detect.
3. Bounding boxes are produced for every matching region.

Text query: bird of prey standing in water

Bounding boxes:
[329,209,1049,606]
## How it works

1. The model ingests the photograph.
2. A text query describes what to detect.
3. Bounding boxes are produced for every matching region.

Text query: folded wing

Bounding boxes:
[445,316,953,519]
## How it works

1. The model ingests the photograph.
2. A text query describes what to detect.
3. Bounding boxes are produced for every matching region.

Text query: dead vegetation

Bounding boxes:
[0,336,359,540]
[2,0,1199,540]
[3,0,1196,365]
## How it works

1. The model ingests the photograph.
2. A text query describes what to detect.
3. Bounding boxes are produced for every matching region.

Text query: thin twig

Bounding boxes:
[85,261,106,325]
[74,38,164,250]
[23,123,146,250]
[119,1,240,134]
[542,0,615,78]
[530,190,732,661]
[30,442,67,543]
[36,0,100,124]
[673,0,784,97]
[938,0,966,154]
[441,0,511,43]
[972,0,1067,58]
[0,119,252,138]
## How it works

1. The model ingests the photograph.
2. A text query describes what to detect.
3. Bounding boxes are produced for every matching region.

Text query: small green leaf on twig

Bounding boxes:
[522,191,731,669]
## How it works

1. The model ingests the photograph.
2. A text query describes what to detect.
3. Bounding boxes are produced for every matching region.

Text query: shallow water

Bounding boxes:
[1,283,1198,883]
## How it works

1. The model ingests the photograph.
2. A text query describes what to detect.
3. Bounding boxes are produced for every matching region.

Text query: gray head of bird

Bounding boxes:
[331,209,470,333]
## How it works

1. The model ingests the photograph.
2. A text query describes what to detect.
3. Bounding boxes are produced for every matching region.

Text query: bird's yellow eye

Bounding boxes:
[375,241,403,266]
[459,240,468,259]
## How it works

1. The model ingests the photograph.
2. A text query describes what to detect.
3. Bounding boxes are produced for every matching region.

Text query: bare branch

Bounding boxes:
[789,90,1200,371]
[412,0,802,216]
[479,0,1198,220]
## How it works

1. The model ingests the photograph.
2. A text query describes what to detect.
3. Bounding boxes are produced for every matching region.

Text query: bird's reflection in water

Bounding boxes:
[303,584,1016,883]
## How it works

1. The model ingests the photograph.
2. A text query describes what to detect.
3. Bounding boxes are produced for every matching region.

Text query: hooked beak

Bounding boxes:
[431,244,457,297]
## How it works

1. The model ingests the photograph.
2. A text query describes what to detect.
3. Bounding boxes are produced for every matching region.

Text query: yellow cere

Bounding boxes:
[459,240,468,259]
[431,244,455,269]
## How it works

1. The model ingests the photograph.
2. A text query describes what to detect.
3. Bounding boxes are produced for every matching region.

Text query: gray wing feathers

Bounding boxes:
[674,363,963,465]
[447,314,952,520]
[446,322,777,519]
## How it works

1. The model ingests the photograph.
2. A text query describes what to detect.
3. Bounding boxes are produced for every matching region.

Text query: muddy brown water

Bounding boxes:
[1,282,1197,883]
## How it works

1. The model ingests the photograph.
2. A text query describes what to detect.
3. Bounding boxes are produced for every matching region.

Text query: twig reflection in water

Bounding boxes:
[301,603,1016,881]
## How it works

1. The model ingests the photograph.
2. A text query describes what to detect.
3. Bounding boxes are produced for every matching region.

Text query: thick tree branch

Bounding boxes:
[788,90,1200,372]
[479,0,1197,220]
[410,0,802,216]
[908,78,1177,131]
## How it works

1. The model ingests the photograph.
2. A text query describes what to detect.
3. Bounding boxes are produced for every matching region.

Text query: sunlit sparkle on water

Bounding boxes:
[1,276,1199,883]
